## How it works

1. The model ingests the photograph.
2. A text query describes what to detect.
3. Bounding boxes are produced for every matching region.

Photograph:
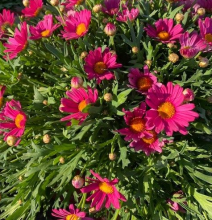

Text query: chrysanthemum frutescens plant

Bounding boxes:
[0,0,212,219]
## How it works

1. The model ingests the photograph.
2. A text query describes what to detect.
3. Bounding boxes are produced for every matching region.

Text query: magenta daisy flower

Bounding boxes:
[80,170,127,211]
[30,15,60,40]
[102,0,120,16]
[61,9,91,40]
[199,18,212,47]
[197,0,212,13]
[128,65,158,94]
[0,100,27,146]
[84,47,122,84]
[179,32,207,59]
[60,87,98,125]
[144,18,183,44]
[145,82,199,136]
[116,7,139,22]
[0,9,15,38]
[117,102,154,141]
[22,0,43,18]
[3,22,28,60]
[0,86,6,109]
[52,204,93,220]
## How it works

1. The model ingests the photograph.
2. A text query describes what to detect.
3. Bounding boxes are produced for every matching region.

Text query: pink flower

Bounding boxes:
[52,204,93,220]
[71,76,84,88]
[177,0,200,12]
[72,175,85,189]
[0,9,15,38]
[145,82,199,136]
[104,23,117,36]
[167,190,186,213]
[0,100,27,146]
[84,47,122,84]
[80,170,127,211]
[102,0,120,16]
[116,7,139,22]
[60,87,98,125]
[199,18,212,48]
[144,18,183,44]
[179,32,207,59]
[3,22,28,60]
[22,0,43,18]
[183,88,195,102]
[62,0,84,10]
[61,9,91,40]
[117,102,154,141]
[0,86,6,108]
[29,14,60,40]
[128,65,158,94]
[197,0,212,13]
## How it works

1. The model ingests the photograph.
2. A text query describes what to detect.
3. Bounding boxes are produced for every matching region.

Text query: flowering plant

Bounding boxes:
[0,0,212,219]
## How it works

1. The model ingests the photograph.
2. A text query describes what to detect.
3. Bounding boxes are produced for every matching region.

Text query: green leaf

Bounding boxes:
[117,89,132,107]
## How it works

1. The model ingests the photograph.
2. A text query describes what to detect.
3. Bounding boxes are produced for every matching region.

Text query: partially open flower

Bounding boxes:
[104,93,113,102]
[72,175,85,188]
[198,57,209,68]
[71,77,84,89]
[168,53,179,63]
[104,23,116,36]
[6,135,17,146]
[183,88,195,102]
[59,5,65,12]
[175,13,184,23]
[50,0,59,6]
[43,134,51,144]
[80,51,88,59]
[197,8,206,16]
[93,4,102,13]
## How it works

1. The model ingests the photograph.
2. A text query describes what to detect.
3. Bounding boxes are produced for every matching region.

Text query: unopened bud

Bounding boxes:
[71,77,84,88]
[18,200,22,205]
[175,13,184,23]
[61,66,68,72]
[80,51,88,59]
[110,50,116,55]
[59,5,65,13]
[167,43,175,48]
[198,56,209,68]
[50,0,59,6]
[168,53,179,63]
[183,88,195,102]
[23,0,29,7]
[72,175,85,188]
[104,93,113,102]
[104,23,116,36]
[28,50,33,55]
[197,8,206,16]
[59,157,65,164]
[19,176,23,181]
[17,72,22,80]
[43,134,51,144]
[6,135,17,146]
[43,100,48,105]
[59,104,64,112]
[109,153,116,161]
[132,46,139,54]
[102,18,109,24]
[89,207,97,213]
[145,60,152,66]
[93,4,102,13]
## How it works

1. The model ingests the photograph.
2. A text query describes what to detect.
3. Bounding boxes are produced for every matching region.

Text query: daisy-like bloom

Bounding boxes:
[0,86,6,108]
[167,190,186,213]
[22,0,43,18]
[0,100,27,146]
[128,65,158,94]
[117,102,154,141]
[144,18,183,44]
[145,82,199,136]
[199,18,212,48]
[60,87,98,125]
[61,9,91,40]
[30,14,60,40]
[84,47,122,84]
[80,170,127,211]
[0,9,15,38]
[102,0,121,16]
[179,32,207,59]
[52,204,93,220]
[116,7,139,22]
[3,22,28,60]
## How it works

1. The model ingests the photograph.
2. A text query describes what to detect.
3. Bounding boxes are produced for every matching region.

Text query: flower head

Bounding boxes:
[0,100,27,146]
[179,32,207,59]
[80,170,127,211]
[145,82,199,136]
[22,0,43,18]
[104,23,117,36]
[199,18,212,48]
[0,86,6,109]
[60,87,98,125]
[61,9,91,40]
[167,190,186,213]
[71,77,84,89]
[52,204,93,220]
[116,7,139,22]
[3,22,28,60]
[128,65,158,94]
[102,0,120,16]
[144,18,183,44]
[0,9,15,38]
[84,47,122,84]
[72,175,85,189]
[62,0,84,10]
[30,14,60,40]
[183,88,195,102]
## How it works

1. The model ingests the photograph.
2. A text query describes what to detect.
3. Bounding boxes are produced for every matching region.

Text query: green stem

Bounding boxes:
[81,151,97,174]
[77,193,87,209]
[111,202,122,220]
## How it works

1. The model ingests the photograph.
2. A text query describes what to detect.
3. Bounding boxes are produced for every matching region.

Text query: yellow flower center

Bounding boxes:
[66,214,80,220]
[41,29,50,37]
[94,62,107,74]
[183,46,191,50]
[0,97,3,108]
[205,33,212,43]
[129,117,145,133]
[76,0,84,5]
[99,182,114,194]
[157,31,170,41]
[76,23,86,36]
[136,76,152,91]
[142,130,157,144]
[15,113,25,129]
[158,101,175,119]
[78,100,87,112]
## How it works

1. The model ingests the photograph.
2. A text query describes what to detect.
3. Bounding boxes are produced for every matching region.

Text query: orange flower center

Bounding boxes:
[0,97,3,108]
[136,76,152,91]
[76,0,84,5]
[205,33,212,43]
[158,101,175,119]
[94,62,107,74]
[34,8,42,16]
[15,113,25,129]
[41,29,50,37]
[66,214,80,220]
[76,23,86,36]
[157,31,170,41]
[99,182,114,194]
[78,100,87,112]
[129,117,145,133]
[142,130,157,144]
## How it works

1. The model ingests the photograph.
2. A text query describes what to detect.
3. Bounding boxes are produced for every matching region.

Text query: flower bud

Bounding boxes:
[110,50,116,55]
[102,18,109,24]
[145,60,152,66]
[19,176,23,181]
[104,93,113,102]
[59,157,65,164]
[18,200,22,205]
[28,50,33,55]
[104,23,116,36]
[132,46,139,54]
[23,0,29,7]
[93,4,102,13]
[198,56,209,68]
[197,8,206,16]
[175,13,184,23]
[167,43,175,48]
[168,53,179,63]
[43,100,48,105]
[72,175,85,189]
[80,51,88,59]
[61,67,68,72]
[59,5,65,13]
[59,104,64,112]
[50,0,59,6]
[109,153,116,161]
[71,77,84,89]
[6,135,17,146]
[43,134,51,144]
[89,207,97,213]
[183,88,195,102]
